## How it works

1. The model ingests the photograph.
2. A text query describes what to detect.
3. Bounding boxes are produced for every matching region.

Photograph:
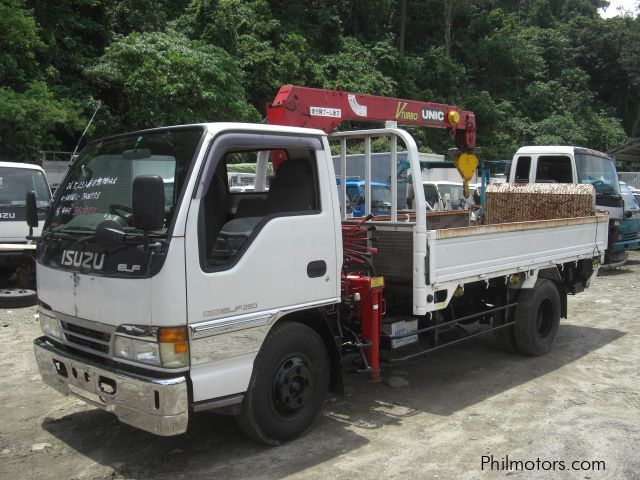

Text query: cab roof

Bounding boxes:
[515,146,611,159]
[0,161,45,172]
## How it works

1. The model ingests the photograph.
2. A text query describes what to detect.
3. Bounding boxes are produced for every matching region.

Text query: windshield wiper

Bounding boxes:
[43,226,95,242]
[596,191,621,198]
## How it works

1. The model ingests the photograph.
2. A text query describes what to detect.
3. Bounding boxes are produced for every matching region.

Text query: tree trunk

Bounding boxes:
[632,103,640,138]
[444,0,453,58]
[399,0,407,56]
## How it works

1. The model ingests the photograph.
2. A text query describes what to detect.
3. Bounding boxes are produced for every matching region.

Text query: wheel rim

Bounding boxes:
[536,298,554,338]
[272,356,314,418]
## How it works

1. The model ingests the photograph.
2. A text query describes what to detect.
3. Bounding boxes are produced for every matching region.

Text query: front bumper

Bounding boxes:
[609,237,640,253]
[34,336,189,436]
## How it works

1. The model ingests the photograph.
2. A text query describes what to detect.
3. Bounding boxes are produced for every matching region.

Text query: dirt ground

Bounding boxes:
[0,252,638,480]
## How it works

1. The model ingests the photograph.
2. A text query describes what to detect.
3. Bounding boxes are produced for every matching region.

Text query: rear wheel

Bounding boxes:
[514,279,561,356]
[236,321,329,445]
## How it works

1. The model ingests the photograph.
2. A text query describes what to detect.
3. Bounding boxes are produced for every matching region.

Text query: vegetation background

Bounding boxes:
[1,0,639,167]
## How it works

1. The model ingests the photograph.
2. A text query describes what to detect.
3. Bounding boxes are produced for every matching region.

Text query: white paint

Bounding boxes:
[310,106,341,118]
[348,94,368,117]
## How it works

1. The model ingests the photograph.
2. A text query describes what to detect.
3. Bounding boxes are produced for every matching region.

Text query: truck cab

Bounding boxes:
[336,177,392,217]
[0,162,51,305]
[34,123,341,441]
[617,181,640,254]
[509,146,636,263]
[0,162,50,243]
[422,180,474,211]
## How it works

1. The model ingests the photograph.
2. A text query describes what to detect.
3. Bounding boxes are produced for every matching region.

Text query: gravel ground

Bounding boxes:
[0,252,638,480]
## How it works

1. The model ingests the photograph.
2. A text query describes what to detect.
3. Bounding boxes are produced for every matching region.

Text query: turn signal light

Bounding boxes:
[158,326,187,343]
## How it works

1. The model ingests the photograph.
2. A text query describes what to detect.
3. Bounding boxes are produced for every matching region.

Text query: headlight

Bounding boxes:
[114,336,160,365]
[40,315,63,341]
[113,325,189,369]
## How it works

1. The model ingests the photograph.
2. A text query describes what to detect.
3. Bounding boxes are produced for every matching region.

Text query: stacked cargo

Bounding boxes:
[484,183,594,224]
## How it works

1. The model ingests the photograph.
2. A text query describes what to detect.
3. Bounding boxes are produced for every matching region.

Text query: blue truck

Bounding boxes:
[337,177,392,217]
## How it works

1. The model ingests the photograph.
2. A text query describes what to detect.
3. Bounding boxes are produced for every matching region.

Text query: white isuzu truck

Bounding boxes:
[0,161,51,307]
[33,87,607,444]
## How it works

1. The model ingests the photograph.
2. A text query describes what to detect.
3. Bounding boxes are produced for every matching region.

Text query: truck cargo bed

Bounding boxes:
[353,214,608,297]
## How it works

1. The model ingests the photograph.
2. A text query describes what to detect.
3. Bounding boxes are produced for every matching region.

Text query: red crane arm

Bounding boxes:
[266,85,477,150]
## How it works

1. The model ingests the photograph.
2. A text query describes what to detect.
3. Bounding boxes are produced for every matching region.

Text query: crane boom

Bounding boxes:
[266,85,477,150]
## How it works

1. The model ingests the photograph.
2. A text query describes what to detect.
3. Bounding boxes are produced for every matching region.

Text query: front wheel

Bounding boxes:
[514,279,561,356]
[236,321,329,445]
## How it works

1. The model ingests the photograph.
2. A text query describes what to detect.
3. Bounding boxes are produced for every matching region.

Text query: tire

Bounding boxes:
[514,279,561,356]
[0,288,37,308]
[236,321,330,445]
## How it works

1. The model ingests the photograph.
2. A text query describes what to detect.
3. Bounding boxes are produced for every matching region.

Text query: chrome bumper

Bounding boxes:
[34,336,189,436]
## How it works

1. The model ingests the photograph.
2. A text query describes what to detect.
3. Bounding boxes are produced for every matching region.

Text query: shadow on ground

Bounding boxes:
[42,324,624,479]
[598,267,635,276]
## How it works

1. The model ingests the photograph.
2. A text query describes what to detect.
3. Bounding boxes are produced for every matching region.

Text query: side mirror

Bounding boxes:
[624,210,633,219]
[132,175,165,231]
[95,220,126,250]
[26,191,38,228]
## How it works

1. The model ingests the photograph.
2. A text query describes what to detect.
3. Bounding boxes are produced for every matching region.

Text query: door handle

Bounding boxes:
[307,260,327,278]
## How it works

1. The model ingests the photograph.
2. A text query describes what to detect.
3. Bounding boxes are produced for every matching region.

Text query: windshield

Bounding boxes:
[575,154,620,197]
[620,183,639,210]
[438,184,467,210]
[46,127,204,235]
[371,184,391,208]
[0,167,51,207]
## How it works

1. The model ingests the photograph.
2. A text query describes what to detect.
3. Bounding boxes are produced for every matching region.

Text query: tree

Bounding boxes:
[86,30,257,131]
[0,0,42,89]
[319,38,397,95]
[0,82,83,160]
[444,0,453,57]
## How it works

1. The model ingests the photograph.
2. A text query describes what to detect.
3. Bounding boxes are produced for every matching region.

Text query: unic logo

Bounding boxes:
[395,102,418,121]
[421,108,445,122]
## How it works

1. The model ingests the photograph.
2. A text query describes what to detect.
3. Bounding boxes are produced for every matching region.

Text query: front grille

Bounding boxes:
[60,320,111,356]
[61,321,110,342]
[65,334,109,353]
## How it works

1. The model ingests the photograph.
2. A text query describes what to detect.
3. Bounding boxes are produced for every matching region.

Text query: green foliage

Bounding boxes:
[0,0,42,89]
[320,38,397,95]
[412,47,466,102]
[473,24,546,96]
[85,31,257,130]
[105,0,190,37]
[26,0,110,89]
[0,0,638,161]
[0,82,82,160]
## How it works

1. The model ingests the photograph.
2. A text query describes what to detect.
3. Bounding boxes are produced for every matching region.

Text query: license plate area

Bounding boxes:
[68,383,106,406]
[52,358,113,406]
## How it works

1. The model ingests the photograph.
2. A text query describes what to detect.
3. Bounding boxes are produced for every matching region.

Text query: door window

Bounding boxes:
[514,156,531,183]
[423,184,440,209]
[535,155,573,183]
[200,144,320,270]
